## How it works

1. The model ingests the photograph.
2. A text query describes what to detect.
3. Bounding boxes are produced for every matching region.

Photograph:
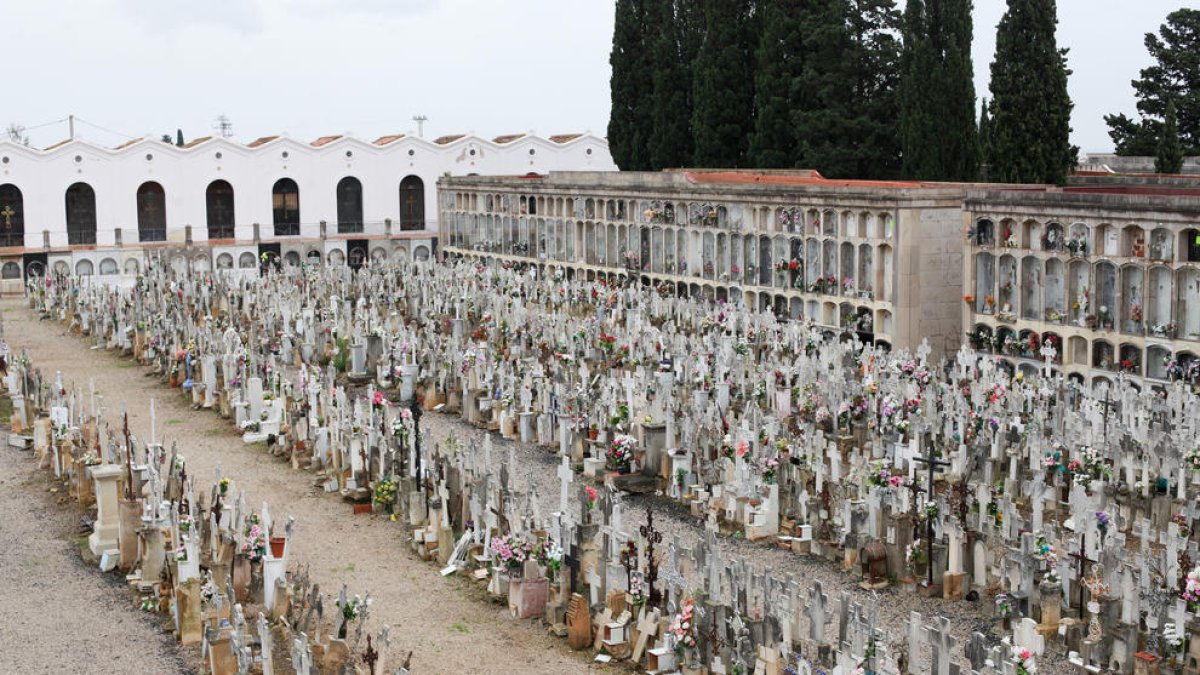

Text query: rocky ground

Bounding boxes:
[1,297,1072,674]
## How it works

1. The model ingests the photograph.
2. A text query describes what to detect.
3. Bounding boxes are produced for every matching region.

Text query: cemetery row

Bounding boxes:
[3,339,408,674]
[24,257,1200,674]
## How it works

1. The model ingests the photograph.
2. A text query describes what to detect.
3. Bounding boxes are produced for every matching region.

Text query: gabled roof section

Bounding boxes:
[493,133,526,144]
[43,138,72,151]
[433,134,465,145]
[311,135,342,147]
[373,134,405,146]
[549,133,583,144]
[182,136,213,149]
[247,135,280,148]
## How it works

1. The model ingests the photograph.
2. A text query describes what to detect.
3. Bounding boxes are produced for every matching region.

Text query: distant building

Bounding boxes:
[0,131,615,287]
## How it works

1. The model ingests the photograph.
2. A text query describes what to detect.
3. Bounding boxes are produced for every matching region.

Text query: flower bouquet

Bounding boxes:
[607,434,637,473]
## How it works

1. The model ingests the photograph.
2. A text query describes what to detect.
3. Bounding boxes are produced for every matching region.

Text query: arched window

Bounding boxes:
[238,252,257,268]
[336,176,363,234]
[99,258,118,275]
[0,262,20,279]
[136,181,167,242]
[0,184,24,247]
[75,259,94,276]
[65,182,97,245]
[215,253,234,269]
[272,178,300,236]
[206,180,235,240]
[399,175,425,230]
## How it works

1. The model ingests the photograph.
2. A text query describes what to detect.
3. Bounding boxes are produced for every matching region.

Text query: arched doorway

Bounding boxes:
[206,180,235,239]
[65,182,97,245]
[0,184,25,247]
[271,178,300,236]
[136,181,167,242]
[337,176,363,234]
[399,175,424,230]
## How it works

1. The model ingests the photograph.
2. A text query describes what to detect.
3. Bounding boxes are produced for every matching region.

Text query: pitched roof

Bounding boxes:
[311,135,342,147]
[492,133,526,144]
[182,136,213,149]
[113,138,143,150]
[433,134,465,145]
[43,139,72,151]
[549,133,583,144]
[247,135,280,148]
[373,134,405,146]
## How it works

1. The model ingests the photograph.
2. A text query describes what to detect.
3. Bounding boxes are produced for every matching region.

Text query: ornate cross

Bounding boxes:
[640,507,663,607]
[1068,534,1097,611]
[362,635,379,673]
[913,435,949,588]
[0,205,13,229]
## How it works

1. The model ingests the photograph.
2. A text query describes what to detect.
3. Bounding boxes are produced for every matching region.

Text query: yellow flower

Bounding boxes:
[390,514,397,522]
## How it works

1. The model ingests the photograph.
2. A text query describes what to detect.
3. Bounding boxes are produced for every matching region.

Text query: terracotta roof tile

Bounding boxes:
[492,133,525,144]
[433,134,465,145]
[182,136,213,149]
[247,135,280,148]
[113,138,142,150]
[311,135,342,147]
[549,133,582,144]
[373,134,405,146]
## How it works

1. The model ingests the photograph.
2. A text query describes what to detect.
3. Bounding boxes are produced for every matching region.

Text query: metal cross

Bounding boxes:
[0,204,13,229]
[1068,533,1097,612]
[912,434,949,588]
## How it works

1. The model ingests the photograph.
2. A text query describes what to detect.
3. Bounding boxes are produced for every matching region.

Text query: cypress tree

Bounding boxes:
[607,0,653,170]
[691,0,756,168]
[648,0,695,170]
[987,0,1076,184]
[899,0,977,181]
[978,98,992,174]
[176,129,185,147]
[748,0,805,168]
[794,0,902,179]
[1156,100,1184,174]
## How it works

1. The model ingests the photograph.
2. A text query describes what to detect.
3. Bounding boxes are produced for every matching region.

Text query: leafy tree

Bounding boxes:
[748,0,805,168]
[1106,9,1200,156]
[1156,99,1184,173]
[607,0,653,170]
[987,0,1076,184]
[691,0,756,167]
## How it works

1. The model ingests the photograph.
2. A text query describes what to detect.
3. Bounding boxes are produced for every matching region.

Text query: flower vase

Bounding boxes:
[269,536,286,559]
[337,622,348,640]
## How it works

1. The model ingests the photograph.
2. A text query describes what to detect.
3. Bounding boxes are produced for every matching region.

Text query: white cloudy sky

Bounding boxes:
[2,0,1179,154]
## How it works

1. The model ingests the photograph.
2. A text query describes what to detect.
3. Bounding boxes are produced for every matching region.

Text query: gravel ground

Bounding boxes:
[0,433,189,674]
[3,296,1073,674]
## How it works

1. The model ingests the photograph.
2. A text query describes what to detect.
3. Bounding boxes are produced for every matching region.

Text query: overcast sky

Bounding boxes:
[2,0,1179,155]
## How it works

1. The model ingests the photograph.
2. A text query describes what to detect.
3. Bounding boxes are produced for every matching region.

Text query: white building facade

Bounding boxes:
[0,131,615,283]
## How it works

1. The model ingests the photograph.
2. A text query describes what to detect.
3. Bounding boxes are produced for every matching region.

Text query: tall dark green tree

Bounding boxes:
[793,0,903,179]
[691,0,756,168]
[978,98,992,173]
[748,0,805,168]
[607,0,653,170]
[176,129,184,146]
[987,0,1076,184]
[1106,9,1200,156]
[1157,100,1184,173]
[648,0,695,170]
[898,0,977,180]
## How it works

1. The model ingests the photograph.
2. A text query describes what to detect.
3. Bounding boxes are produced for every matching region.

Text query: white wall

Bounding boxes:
[0,132,616,249]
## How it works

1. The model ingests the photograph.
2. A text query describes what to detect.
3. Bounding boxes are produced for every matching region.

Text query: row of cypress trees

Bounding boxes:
[607,0,1077,184]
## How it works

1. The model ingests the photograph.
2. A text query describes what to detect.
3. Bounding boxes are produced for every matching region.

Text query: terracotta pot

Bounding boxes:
[269,536,286,559]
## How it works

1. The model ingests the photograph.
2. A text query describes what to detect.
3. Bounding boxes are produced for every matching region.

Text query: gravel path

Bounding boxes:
[0,429,189,674]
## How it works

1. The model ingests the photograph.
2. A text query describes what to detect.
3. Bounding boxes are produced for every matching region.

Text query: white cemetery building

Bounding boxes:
[0,130,615,289]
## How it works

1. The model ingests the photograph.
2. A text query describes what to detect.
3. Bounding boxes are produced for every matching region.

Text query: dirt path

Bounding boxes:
[1,299,597,675]
[0,431,189,674]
